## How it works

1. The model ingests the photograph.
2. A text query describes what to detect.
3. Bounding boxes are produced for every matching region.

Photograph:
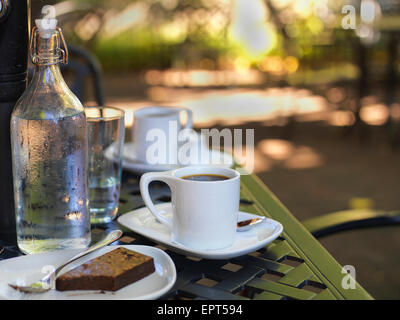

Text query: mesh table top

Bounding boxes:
[0,170,373,300]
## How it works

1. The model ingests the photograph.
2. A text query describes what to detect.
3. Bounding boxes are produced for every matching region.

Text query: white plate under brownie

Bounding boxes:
[118,202,283,260]
[0,245,176,300]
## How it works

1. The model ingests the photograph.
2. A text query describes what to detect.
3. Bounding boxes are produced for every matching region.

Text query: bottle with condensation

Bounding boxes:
[10,18,90,254]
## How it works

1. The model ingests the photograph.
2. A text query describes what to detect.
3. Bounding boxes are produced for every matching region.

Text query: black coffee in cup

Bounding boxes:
[181,174,229,182]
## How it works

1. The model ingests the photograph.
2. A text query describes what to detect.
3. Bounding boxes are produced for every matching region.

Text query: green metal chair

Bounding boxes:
[302,208,400,238]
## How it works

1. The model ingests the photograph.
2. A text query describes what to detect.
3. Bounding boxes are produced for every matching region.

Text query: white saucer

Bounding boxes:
[105,142,234,174]
[0,245,176,300]
[117,203,283,260]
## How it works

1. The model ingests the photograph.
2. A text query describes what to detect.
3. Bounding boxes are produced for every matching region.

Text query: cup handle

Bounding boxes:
[140,171,177,229]
[179,107,193,130]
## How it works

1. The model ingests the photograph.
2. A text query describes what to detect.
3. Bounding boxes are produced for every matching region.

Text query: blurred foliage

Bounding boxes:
[47,0,386,75]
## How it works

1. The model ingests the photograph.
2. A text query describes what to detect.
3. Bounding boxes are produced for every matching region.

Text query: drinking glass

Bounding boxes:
[85,106,125,224]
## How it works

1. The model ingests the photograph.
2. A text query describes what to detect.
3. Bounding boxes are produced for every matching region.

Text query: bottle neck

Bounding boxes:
[32,63,65,87]
[30,28,66,88]
[31,27,66,66]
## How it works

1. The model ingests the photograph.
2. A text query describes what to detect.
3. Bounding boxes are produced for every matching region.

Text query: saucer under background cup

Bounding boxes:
[105,141,234,174]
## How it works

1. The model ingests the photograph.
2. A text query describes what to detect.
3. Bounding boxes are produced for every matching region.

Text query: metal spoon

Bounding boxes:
[237,216,266,232]
[9,229,123,294]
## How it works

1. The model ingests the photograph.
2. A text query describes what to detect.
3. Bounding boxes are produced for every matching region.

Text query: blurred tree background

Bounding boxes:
[32,0,367,81]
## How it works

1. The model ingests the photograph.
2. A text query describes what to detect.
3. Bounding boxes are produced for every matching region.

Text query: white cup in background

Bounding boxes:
[140,166,240,250]
[133,106,193,164]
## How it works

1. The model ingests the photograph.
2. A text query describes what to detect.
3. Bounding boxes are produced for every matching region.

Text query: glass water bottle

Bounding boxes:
[10,19,91,254]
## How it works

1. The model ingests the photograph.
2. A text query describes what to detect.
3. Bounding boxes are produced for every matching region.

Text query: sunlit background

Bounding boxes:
[32,0,400,299]
[34,0,399,131]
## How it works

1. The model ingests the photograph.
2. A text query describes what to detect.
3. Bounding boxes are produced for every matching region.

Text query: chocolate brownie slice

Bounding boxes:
[56,247,155,292]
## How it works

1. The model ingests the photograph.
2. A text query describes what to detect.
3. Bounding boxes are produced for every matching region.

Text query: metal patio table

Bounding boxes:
[0,169,373,300]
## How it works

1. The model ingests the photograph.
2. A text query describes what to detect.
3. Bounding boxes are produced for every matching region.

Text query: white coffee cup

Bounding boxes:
[133,106,193,164]
[140,166,240,250]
